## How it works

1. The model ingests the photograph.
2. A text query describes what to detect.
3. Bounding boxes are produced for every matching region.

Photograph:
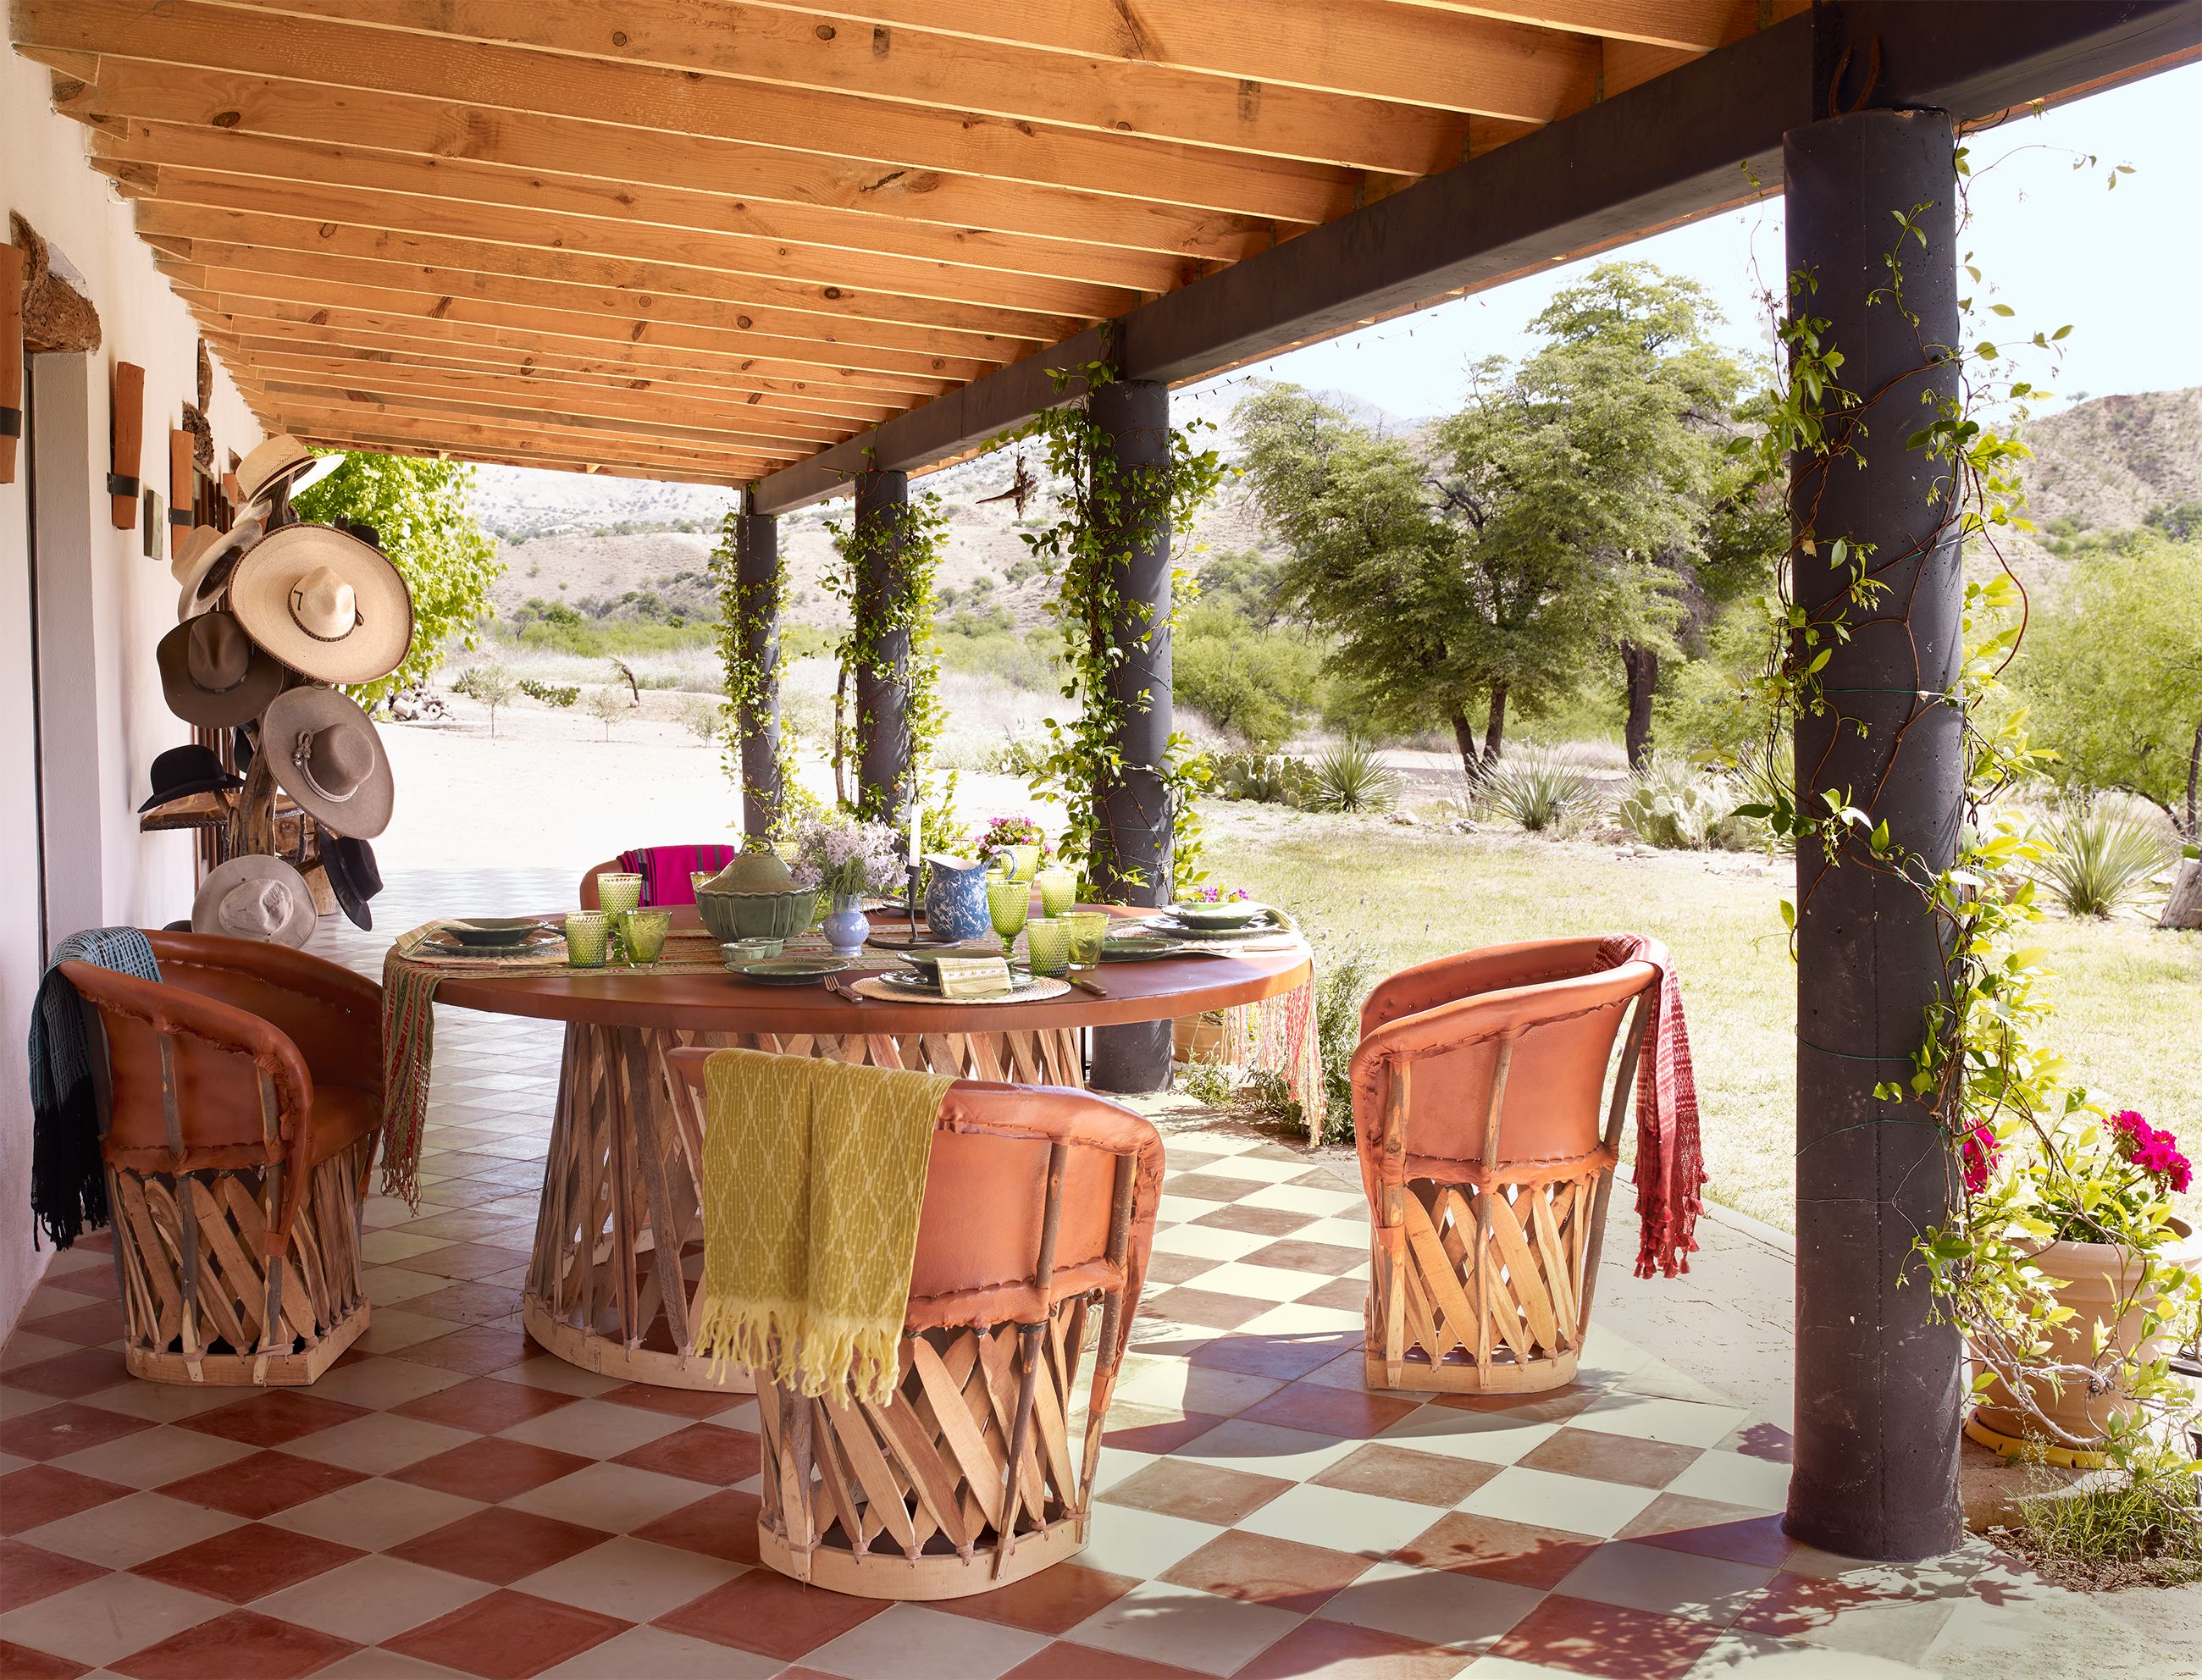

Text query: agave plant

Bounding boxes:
[1308,740,1398,813]
[1480,747,1599,833]
[2033,799,2179,918]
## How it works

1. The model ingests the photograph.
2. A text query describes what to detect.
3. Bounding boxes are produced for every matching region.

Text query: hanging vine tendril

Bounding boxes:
[825,489,949,823]
[707,500,804,838]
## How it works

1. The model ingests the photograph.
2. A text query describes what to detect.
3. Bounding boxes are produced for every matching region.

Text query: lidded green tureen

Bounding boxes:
[694,845,817,942]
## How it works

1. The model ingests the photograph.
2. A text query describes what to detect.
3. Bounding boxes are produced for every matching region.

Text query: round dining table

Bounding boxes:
[429,917,1311,1390]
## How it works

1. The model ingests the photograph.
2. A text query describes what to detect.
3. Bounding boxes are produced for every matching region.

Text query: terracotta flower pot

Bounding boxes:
[1173,1014,1227,1064]
[1972,1217,2200,1453]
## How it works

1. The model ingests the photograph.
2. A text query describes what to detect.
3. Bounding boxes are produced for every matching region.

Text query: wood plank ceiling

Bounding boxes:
[11,0,1808,489]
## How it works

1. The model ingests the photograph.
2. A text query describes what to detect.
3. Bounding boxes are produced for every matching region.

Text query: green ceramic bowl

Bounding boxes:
[696,886,819,943]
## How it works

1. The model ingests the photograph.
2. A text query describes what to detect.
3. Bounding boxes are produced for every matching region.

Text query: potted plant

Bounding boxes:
[1961,1107,2202,1466]
[789,811,905,956]
[979,815,1048,882]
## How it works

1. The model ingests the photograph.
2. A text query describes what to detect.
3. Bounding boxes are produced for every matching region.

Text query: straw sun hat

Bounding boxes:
[171,511,264,622]
[262,686,395,839]
[228,524,414,686]
[233,434,341,508]
[191,855,317,948]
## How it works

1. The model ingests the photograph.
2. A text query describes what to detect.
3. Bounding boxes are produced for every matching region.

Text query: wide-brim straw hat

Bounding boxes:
[191,854,317,948]
[234,434,340,507]
[173,512,264,622]
[156,610,285,727]
[263,686,395,839]
[229,524,414,686]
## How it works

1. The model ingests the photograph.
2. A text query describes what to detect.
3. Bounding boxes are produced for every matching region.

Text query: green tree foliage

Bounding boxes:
[1194,550,1285,626]
[1172,605,1326,750]
[2011,530,2202,834]
[291,452,501,706]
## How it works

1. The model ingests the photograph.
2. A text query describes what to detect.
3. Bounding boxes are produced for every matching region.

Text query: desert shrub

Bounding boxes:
[1308,740,1397,813]
[935,626,1057,693]
[982,731,1052,777]
[678,694,723,744]
[1173,606,1324,750]
[2032,797,2179,918]
[1618,755,1759,850]
[1210,751,1312,807]
[1480,747,1600,833]
[581,687,626,740]
[451,663,517,736]
[517,677,578,708]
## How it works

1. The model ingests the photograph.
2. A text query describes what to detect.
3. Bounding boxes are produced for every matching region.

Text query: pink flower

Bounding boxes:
[2108,1108,2191,1194]
[1959,1123,2001,1195]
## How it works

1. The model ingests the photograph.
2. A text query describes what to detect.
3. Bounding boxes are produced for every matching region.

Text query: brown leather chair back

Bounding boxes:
[1351,937,1656,1196]
[663,1050,1164,1336]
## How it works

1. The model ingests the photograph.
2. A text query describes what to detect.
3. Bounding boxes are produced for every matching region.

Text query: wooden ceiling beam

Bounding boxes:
[208,0,1553,155]
[106,157,1132,327]
[199,327,907,424]
[261,401,783,478]
[1391,1,1757,53]
[179,289,962,400]
[288,434,752,489]
[14,0,1368,222]
[86,120,1191,296]
[53,63,1287,263]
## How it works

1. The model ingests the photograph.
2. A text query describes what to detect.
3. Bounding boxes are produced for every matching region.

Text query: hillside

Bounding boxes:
[2017,385,2201,535]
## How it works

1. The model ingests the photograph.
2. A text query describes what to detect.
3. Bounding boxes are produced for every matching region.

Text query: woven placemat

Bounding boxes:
[847,975,1071,1005]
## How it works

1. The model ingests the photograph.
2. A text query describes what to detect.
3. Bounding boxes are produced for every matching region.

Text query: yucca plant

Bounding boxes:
[2033,799,2179,917]
[1308,740,1397,813]
[1480,746,1598,833]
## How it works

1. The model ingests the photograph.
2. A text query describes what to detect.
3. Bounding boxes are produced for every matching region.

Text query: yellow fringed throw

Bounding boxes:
[693,1048,955,1404]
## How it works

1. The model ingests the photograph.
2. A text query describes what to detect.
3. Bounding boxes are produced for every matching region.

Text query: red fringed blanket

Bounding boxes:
[1596,933,1705,1278]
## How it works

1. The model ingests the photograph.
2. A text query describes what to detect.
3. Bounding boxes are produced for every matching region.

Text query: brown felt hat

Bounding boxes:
[262,685,395,839]
[228,523,414,686]
[156,609,286,727]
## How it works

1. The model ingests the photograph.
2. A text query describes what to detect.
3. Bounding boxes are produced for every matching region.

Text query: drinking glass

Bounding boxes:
[1064,910,1110,970]
[986,876,1031,953]
[596,872,643,915]
[689,870,716,899]
[1005,843,1042,882]
[623,909,671,964]
[564,911,610,969]
[1036,865,1076,918]
[1024,917,1071,977]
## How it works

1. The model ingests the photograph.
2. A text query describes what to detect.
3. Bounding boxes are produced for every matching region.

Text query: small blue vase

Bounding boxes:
[922,857,993,942]
[822,896,870,957]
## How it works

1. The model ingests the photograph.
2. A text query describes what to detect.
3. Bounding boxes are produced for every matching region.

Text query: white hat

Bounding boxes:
[233,434,340,506]
[191,855,317,948]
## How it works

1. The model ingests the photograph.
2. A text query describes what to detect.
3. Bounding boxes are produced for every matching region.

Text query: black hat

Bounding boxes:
[138,743,244,813]
[322,835,383,930]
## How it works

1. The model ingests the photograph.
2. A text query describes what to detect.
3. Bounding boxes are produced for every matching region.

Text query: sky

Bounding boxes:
[1194,64,2202,424]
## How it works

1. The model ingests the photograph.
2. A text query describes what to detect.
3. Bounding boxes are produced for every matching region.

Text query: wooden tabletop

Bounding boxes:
[424,913,1312,1035]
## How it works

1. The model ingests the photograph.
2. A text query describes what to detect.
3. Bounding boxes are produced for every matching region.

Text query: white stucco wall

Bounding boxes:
[2,50,262,1337]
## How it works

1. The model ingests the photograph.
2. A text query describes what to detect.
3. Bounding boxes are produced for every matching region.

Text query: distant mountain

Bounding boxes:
[2019,386,2200,536]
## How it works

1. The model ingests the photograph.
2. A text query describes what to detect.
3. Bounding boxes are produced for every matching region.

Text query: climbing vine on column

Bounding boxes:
[1014,363,1226,895]
[824,489,949,821]
[706,500,803,835]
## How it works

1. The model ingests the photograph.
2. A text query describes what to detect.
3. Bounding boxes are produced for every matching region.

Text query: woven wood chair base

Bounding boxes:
[755,1314,1104,1600]
[1366,1167,1604,1395]
[107,1135,373,1387]
[523,1022,1087,1391]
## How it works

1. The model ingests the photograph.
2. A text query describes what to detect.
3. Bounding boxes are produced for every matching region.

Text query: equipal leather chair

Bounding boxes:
[1352,937,1657,1395]
[61,932,383,1386]
[665,1047,1163,1600]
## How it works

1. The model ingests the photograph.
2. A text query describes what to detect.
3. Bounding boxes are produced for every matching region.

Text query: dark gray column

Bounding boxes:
[852,467,914,825]
[1784,108,1964,1563]
[1087,379,1176,1093]
[733,493,783,841]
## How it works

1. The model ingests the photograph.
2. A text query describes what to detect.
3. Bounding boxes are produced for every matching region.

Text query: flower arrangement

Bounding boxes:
[979,815,1048,859]
[1965,1106,2191,1241]
[1186,885,1251,904]
[788,811,905,903]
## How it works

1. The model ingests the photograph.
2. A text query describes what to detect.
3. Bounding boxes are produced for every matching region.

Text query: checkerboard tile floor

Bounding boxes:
[0,870,2072,1678]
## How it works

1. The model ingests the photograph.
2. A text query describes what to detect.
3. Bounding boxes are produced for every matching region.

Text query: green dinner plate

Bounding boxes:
[873,967,1046,997]
[1098,933,1190,961]
[1167,901,1270,931]
[443,917,554,948]
[725,956,852,986]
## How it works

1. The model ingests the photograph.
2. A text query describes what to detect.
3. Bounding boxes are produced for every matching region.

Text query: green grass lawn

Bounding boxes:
[1201,803,2202,1233]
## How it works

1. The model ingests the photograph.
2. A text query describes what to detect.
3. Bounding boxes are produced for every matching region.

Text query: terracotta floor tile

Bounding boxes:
[0,1638,91,1679]
[0,1538,108,1611]
[628,1489,761,1567]
[1140,1252,1225,1287]
[1185,1337,1342,1381]
[1297,1275,1372,1313]
[1165,1174,1274,1202]
[1161,1528,1371,1613]
[1241,1384,1418,1441]
[399,1210,534,1243]
[1431,1385,1599,1422]
[1001,1641,1212,1679]
[109,1608,358,1679]
[1137,1287,1273,1332]
[391,1242,540,1284]
[655,1565,884,1658]
[3,1348,131,1401]
[390,1506,610,1585]
[1102,1459,1292,1527]
[598,1384,744,1422]
[1312,1442,1503,1509]
[1485,1593,1723,1679]
[404,1283,530,1326]
[0,1402,152,1462]
[392,1376,577,1433]
[1235,1616,1469,1679]
[394,1437,593,1504]
[385,1589,628,1679]
[154,1450,366,1520]
[0,1465,134,1534]
[1618,1494,1795,1568]
[1241,1237,1366,1275]
[1099,1404,1228,1456]
[131,1521,360,1605]
[1189,1204,1316,1237]
[1393,1511,1602,1589]
[399,1326,536,1377]
[176,1394,369,1451]
[607,1422,759,1487]
[1518,1430,1703,1490]
[938,1562,1142,1637]
[18,1301,125,1347]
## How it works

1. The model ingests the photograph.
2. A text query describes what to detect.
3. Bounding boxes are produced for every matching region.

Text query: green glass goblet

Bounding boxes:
[987,875,1032,955]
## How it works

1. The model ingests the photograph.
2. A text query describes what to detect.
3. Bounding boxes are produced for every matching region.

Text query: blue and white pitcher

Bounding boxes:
[921,854,993,942]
